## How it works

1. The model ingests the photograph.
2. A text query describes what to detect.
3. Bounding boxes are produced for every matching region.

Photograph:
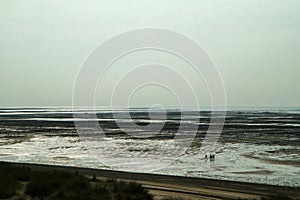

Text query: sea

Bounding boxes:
[0,107,299,187]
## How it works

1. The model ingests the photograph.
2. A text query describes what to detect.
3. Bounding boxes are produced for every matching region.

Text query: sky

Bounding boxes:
[0,0,299,108]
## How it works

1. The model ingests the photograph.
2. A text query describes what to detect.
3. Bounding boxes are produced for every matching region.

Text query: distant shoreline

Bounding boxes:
[0,106,300,111]
[2,161,299,199]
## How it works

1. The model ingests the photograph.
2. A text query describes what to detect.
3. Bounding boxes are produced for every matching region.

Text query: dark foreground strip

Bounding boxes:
[2,161,299,199]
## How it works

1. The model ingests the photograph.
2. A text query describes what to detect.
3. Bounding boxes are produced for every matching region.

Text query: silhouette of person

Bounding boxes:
[209,154,215,161]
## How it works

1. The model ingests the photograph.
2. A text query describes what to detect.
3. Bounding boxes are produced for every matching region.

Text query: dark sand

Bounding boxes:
[4,162,300,200]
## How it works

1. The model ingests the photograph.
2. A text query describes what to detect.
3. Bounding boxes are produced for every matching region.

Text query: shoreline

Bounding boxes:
[2,161,299,200]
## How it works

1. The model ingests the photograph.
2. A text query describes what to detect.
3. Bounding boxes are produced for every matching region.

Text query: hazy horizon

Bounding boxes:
[0,106,300,112]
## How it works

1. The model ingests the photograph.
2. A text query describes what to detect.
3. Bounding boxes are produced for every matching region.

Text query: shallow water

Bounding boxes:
[0,108,299,187]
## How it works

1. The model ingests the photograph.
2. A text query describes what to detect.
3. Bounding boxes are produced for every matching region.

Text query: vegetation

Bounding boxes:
[0,162,152,200]
[0,162,294,200]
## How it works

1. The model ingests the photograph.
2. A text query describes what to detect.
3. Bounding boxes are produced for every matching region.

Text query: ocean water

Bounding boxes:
[0,108,299,187]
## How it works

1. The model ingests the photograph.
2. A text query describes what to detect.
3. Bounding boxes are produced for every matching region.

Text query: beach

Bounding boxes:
[1,108,300,187]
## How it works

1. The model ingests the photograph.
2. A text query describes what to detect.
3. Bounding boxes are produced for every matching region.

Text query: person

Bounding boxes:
[209,154,215,161]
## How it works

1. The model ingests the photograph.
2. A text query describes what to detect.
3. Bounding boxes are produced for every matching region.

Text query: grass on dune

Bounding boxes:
[0,162,152,200]
[0,162,294,200]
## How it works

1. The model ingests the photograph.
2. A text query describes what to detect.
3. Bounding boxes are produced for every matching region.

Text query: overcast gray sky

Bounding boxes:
[0,0,299,108]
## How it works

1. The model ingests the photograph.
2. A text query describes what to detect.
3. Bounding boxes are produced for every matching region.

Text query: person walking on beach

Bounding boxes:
[205,153,216,161]
[209,154,215,161]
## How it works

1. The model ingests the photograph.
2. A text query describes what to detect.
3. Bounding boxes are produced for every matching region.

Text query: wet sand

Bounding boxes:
[1,109,300,187]
[4,161,300,200]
